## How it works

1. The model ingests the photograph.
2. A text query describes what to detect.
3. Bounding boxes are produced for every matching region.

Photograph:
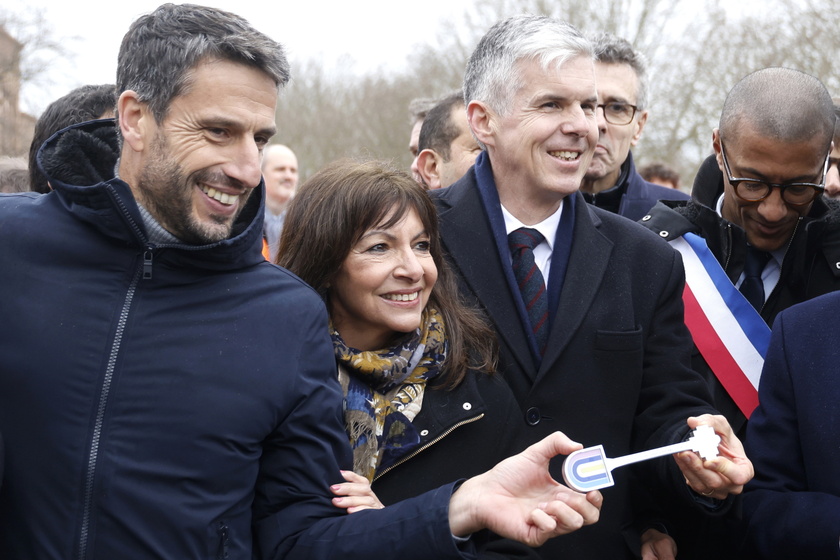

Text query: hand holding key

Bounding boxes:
[562,416,753,499]
[678,415,753,499]
[562,425,720,492]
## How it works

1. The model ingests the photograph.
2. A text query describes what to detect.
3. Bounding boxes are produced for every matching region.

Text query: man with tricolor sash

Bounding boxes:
[640,67,840,560]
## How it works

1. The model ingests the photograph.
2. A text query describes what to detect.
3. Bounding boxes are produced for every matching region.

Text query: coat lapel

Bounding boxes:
[538,196,613,380]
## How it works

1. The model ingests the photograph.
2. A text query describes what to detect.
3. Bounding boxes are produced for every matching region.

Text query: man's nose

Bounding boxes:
[561,104,596,137]
[824,163,840,199]
[224,140,264,188]
[756,188,788,221]
[595,105,608,133]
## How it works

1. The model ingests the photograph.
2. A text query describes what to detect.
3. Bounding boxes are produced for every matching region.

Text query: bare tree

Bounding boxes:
[639,0,840,183]
[0,7,69,114]
[275,53,462,181]
[275,0,838,188]
[0,7,70,156]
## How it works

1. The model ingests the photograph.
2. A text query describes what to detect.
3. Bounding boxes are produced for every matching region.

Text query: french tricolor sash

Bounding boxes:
[670,232,771,418]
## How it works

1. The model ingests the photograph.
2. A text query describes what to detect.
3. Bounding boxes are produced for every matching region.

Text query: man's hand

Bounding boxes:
[448,431,602,546]
[641,528,677,560]
[330,470,384,513]
[675,414,754,500]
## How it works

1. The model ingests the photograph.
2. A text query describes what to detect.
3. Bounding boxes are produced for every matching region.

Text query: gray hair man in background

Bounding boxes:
[580,32,688,220]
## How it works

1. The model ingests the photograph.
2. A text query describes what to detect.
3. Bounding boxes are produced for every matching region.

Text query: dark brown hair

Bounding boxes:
[277,158,496,385]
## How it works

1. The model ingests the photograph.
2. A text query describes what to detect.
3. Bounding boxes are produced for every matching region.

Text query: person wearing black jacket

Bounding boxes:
[639,67,840,560]
[641,69,840,437]
[277,159,540,558]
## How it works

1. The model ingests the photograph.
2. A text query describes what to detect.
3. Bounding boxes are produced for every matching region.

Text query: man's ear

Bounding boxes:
[467,100,495,149]
[417,149,443,190]
[711,128,724,171]
[118,90,152,153]
[630,109,649,146]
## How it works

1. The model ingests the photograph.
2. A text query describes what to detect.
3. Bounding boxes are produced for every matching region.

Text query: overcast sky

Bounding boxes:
[6,0,475,115]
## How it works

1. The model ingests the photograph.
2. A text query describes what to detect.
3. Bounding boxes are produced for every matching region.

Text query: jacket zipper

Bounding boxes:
[217,522,230,560]
[74,184,239,557]
[373,413,485,481]
[76,262,144,560]
[143,247,154,280]
[723,224,733,272]
[108,184,156,281]
[107,183,250,283]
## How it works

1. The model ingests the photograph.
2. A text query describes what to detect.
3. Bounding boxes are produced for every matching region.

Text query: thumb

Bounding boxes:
[527,431,583,462]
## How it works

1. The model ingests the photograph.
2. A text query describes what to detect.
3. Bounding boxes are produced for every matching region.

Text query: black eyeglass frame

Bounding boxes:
[719,140,829,206]
[596,102,639,126]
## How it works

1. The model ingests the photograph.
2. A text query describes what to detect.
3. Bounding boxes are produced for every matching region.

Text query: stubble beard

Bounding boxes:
[136,133,244,245]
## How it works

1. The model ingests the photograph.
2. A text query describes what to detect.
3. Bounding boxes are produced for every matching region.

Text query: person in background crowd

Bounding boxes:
[638,162,682,191]
[261,143,298,260]
[28,83,116,193]
[580,32,688,221]
[822,99,840,199]
[415,91,482,190]
[0,157,29,193]
[407,96,437,183]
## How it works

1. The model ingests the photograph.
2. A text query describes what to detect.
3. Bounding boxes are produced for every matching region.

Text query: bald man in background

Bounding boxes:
[262,144,299,260]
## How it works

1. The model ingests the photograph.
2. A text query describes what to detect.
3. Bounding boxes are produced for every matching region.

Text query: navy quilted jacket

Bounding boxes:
[0,120,471,560]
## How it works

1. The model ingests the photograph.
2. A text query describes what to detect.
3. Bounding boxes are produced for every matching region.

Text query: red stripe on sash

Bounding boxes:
[683,284,759,418]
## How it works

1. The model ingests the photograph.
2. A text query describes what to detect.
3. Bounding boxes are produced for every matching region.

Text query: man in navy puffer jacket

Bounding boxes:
[0,4,603,560]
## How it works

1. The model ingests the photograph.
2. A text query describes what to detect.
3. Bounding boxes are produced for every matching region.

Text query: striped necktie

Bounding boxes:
[508,227,549,355]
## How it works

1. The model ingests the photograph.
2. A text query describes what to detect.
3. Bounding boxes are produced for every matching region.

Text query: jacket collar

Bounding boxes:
[690,154,726,207]
[39,119,266,271]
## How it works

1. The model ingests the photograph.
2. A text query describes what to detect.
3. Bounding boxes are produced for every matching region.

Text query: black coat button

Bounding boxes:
[525,407,541,426]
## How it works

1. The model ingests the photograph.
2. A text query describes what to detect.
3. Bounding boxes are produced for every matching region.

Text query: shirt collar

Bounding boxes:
[500,201,563,252]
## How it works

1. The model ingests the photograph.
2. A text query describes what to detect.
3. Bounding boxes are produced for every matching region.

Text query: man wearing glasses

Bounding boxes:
[640,66,840,560]
[580,33,688,221]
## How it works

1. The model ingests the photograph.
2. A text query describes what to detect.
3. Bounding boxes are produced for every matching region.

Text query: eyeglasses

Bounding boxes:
[720,141,829,206]
[596,102,639,126]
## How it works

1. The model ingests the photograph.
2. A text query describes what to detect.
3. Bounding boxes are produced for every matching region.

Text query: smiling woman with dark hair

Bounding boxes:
[276,160,540,550]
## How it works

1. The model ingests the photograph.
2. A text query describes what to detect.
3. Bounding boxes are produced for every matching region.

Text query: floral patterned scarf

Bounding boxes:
[332,308,447,482]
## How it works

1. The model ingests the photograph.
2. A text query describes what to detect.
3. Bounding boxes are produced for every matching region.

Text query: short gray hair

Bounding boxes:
[719,67,834,148]
[590,32,649,111]
[116,3,290,126]
[464,14,592,117]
